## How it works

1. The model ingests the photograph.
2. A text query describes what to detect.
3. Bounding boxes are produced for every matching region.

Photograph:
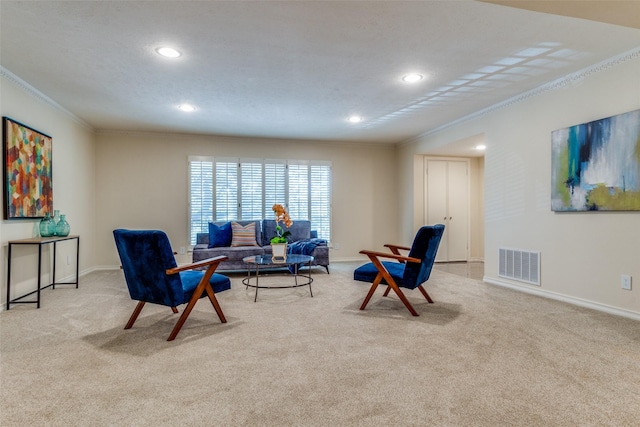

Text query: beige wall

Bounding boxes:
[400,55,640,317]
[94,132,398,267]
[1,74,96,307]
[470,156,484,261]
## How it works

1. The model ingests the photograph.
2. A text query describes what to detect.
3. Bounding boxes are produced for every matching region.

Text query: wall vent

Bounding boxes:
[498,248,540,286]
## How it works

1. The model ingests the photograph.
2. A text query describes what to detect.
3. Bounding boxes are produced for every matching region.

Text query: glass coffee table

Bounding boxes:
[242,254,314,302]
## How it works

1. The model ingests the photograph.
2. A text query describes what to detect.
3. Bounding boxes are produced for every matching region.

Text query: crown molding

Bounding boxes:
[402,47,640,146]
[1,66,94,131]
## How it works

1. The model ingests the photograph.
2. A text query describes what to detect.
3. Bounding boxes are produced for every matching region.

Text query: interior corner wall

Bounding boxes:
[400,55,640,316]
[93,132,397,268]
[469,156,484,261]
[0,74,96,309]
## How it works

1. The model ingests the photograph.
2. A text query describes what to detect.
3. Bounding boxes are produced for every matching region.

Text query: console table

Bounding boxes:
[6,235,80,310]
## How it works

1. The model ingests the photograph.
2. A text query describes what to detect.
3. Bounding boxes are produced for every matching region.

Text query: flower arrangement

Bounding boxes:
[271,203,293,243]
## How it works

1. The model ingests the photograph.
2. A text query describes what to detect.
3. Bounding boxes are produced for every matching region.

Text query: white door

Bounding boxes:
[425,159,469,262]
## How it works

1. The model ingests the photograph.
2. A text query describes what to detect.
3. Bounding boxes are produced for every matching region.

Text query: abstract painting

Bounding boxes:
[3,117,53,219]
[551,109,640,211]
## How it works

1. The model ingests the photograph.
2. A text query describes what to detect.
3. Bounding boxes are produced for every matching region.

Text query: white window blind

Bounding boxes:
[188,157,331,245]
[310,163,331,240]
[288,162,309,220]
[189,159,213,244]
[264,160,286,218]
[240,160,263,220]
[215,161,238,221]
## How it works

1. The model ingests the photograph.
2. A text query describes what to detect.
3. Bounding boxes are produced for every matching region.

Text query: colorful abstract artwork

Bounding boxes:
[3,117,53,218]
[551,109,640,212]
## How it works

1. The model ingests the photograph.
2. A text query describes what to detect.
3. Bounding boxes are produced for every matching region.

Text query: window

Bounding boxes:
[189,158,213,244]
[188,156,331,245]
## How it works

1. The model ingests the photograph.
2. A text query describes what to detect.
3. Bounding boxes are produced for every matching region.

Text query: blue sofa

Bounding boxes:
[192,220,330,272]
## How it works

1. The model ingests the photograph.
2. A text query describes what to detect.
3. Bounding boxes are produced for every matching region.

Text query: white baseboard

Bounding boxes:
[87,265,121,273]
[484,276,640,322]
[331,257,368,263]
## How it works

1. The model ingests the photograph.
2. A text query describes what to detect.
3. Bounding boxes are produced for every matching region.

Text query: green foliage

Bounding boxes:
[270,224,291,243]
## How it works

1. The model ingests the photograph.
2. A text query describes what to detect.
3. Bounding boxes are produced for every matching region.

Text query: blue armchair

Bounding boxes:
[113,229,231,341]
[353,224,445,316]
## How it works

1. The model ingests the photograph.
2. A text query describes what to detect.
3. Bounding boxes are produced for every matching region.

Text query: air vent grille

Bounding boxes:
[499,248,540,286]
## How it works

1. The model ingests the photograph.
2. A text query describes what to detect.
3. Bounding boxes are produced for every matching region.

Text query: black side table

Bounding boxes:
[6,235,80,310]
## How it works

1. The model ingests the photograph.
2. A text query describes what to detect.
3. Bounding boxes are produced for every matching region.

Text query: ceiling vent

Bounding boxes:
[498,248,540,286]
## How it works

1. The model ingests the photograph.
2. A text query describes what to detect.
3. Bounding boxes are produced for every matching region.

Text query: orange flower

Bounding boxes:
[272,203,293,227]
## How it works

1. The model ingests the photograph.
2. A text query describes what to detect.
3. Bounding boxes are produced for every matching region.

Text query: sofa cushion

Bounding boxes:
[231,221,260,247]
[208,221,232,248]
[261,220,311,246]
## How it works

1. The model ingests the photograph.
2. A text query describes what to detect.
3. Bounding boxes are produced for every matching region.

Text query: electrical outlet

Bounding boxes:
[179,246,186,255]
[621,274,632,290]
[66,255,71,265]
[334,243,340,250]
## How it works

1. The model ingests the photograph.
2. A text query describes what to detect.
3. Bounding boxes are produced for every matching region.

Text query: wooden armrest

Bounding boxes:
[359,249,420,263]
[384,244,411,252]
[166,255,228,274]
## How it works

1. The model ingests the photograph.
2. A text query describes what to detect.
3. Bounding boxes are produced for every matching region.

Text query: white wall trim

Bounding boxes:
[1,66,94,131]
[331,257,366,263]
[484,276,640,322]
[402,47,640,145]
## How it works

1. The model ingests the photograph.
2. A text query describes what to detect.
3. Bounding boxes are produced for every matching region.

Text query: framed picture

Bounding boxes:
[551,109,640,212]
[3,117,53,219]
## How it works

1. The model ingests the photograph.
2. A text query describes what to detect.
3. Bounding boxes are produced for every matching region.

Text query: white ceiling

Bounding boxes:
[1,1,639,150]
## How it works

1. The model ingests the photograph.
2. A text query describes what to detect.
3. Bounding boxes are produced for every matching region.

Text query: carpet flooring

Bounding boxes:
[1,262,639,426]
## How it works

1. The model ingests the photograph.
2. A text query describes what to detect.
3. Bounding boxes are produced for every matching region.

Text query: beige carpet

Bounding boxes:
[1,262,639,426]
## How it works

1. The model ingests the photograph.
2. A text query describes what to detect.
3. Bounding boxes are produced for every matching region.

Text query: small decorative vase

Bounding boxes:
[271,243,287,263]
[52,210,61,235]
[55,214,70,237]
[39,212,55,237]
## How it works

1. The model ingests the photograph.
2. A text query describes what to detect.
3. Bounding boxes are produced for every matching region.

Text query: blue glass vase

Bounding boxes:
[52,210,61,235]
[55,214,70,237]
[39,212,55,237]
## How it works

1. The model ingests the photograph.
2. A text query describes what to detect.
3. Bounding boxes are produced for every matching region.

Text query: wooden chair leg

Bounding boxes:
[125,301,145,329]
[204,283,227,323]
[171,307,179,313]
[383,286,391,297]
[167,287,202,341]
[167,263,226,341]
[388,283,419,316]
[366,257,419,316]
[417,285,433,303]
[360,273,382,310]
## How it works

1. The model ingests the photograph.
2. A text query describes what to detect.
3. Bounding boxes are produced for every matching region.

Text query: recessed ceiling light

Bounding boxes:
[178,104,196,112]
[156,47,181,58]
[475,144,486,151]
[402,73,424,83]
[348,116,363,123]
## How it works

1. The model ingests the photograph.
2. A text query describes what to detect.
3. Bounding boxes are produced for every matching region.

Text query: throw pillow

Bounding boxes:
[231,222,259,247]
[208,222,232,248]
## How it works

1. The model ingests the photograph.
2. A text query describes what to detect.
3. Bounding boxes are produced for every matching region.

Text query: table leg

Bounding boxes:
[76,237,80,288]
[52,241,57,290]
[6,243,12,310]
[37,244,43,309]
[254,264,260,302]
[308,260,313,297]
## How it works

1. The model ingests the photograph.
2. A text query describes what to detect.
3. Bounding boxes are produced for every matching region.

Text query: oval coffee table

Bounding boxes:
[242,254,314,302]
